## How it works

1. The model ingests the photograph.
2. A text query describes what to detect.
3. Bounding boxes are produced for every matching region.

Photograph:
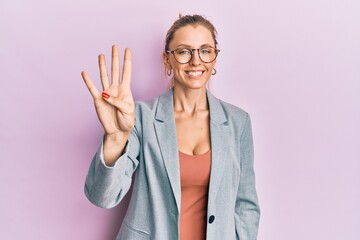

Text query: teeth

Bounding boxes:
[187,71,203,77]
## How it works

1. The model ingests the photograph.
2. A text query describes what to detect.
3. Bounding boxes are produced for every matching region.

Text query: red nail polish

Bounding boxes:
[102,92,110,99]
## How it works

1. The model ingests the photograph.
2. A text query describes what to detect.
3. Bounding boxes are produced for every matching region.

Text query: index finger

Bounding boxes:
[121,48,132,86]
[81,71,100,98]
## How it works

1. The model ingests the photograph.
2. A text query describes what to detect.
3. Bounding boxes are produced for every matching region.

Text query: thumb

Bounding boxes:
[101,92,132,112]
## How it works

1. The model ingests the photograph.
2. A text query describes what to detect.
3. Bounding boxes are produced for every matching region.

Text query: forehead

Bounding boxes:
[170,25,214,49]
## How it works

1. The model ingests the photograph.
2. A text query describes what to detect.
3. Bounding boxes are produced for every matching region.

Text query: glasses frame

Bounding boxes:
[165,47,220,64]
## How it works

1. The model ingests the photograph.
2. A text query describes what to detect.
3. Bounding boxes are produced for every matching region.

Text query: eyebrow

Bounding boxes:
[174,43,215,49]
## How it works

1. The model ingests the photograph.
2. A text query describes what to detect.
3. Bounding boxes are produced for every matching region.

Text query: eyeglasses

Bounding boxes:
[166,46,220,64]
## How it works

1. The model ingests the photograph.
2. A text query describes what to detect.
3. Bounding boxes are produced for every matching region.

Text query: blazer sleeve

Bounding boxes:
[235,113,260,240]
[84,126,141,209]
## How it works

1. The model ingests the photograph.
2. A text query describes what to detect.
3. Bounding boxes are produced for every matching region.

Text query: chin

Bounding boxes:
[184,80,209,90]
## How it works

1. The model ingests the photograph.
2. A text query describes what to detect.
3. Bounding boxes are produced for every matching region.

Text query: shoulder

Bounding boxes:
[135,98,158,113]
[208,91,250,121]
[217,98,249,119]
[208,92,251,135]
[133,89,171,120]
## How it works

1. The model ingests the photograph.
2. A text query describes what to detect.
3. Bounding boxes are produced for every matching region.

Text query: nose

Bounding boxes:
[189,49,201,65]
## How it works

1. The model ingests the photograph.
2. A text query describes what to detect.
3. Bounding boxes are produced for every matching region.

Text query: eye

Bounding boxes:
[200,48,212,54]
[176,49,191,55]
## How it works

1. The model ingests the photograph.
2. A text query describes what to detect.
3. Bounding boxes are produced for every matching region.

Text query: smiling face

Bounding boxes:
[163,24,217,90]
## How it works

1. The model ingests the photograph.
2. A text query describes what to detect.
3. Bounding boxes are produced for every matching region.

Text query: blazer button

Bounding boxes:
[208,215,215,224]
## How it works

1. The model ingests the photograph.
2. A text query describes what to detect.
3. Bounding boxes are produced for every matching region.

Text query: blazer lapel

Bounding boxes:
[153,89,230,213]
[153,89,181,213]
[207,91,230,205]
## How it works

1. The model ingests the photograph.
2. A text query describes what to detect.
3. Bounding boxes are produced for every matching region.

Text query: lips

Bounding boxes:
[185,70,205,77]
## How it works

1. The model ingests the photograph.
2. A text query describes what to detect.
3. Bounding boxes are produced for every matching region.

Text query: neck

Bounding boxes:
[173,85,208,116]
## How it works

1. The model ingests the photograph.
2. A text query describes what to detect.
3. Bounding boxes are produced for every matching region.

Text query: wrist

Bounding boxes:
[103,131,131,166]
[104,131,130,145]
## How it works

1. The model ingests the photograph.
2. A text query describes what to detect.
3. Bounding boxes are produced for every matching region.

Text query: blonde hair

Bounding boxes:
[164,14,218,51]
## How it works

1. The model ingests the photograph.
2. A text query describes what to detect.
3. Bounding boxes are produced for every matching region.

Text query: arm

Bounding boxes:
[84,125,141,209]
[82,45,138,208]
[235,114,260,240]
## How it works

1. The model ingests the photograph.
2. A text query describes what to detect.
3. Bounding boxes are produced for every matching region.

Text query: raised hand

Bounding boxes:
[81,45,134,164]
[81,45,134,137]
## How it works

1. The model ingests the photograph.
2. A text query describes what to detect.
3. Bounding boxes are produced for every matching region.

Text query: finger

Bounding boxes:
[81,71,99,98]
[111,45,120,85]
[121,48,132,87]
[98,54,110,90]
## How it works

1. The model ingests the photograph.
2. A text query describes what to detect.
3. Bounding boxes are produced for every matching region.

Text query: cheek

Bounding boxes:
[171,62,184,73]
[206,63,216,72]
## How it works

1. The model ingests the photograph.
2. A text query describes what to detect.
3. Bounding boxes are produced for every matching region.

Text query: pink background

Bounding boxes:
[1,0,359,239]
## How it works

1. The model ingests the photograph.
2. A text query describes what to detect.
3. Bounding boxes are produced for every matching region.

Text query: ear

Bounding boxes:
[211,59,217,69]
[162,52,171,70]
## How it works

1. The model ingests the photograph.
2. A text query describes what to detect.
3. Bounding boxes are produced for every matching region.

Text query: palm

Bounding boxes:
[82,46,134,135]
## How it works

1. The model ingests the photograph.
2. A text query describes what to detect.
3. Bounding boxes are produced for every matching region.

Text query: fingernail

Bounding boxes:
[102,92,110,99]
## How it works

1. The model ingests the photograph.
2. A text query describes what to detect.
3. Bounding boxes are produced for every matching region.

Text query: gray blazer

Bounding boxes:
[85,89,260,240]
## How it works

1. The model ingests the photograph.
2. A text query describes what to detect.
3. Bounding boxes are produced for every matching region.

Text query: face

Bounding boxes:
[163,25,217,90]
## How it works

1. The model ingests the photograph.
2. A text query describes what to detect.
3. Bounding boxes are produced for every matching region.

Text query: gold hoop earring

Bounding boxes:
[212,68,217,75]
[167,69,172,76]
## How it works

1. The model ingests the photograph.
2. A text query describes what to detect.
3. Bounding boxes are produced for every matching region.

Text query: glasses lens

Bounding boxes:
[199,47,217,63]
[174,48,192,63]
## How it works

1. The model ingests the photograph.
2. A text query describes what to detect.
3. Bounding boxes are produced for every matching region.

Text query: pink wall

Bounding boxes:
[1,0,359,239]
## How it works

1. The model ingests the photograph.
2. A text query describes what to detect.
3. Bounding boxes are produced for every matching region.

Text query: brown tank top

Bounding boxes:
[179,150,211,240]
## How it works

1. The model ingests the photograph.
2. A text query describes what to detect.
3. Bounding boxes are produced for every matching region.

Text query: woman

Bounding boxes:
[82,14,260,240]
